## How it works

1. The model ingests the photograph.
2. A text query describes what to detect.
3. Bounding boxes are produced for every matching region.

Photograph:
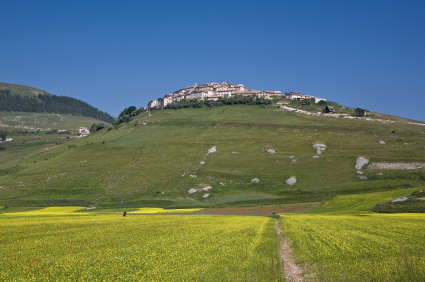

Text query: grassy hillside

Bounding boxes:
[0,82,50,98]
[0,82,115,123]
[0,111,108,131]
[0,104,424,208]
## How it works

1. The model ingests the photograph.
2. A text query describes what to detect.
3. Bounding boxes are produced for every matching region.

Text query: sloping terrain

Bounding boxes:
[0,82,115,123]
[0,111,107,131]
[0,82,50,98]
[0,104,424,208]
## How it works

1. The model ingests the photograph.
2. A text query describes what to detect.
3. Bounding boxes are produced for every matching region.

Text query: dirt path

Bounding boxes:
[275,219,304,282]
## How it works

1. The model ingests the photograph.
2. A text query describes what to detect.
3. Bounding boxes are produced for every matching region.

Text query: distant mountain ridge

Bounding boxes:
[0,82,115,124]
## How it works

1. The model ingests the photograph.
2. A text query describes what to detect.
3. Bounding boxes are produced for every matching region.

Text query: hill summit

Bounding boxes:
[0,82,115,124]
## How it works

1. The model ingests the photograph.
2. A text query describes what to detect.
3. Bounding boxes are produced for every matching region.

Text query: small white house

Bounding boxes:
[79,127,90,137]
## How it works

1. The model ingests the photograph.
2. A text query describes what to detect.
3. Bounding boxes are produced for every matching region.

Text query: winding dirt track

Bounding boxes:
[275,219,304,282]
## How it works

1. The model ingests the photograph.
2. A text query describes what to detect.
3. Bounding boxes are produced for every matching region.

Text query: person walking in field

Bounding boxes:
[123,211,126,217]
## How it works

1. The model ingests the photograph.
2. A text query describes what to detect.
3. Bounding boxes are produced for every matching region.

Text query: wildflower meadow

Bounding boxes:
[0,209,282,281]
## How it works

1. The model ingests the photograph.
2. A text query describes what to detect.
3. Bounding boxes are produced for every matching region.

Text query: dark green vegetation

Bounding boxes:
[0,103,424,208]
[164,96,272,110]
[119,106,137,117]
[114,107,144,125]
[0,111,108,131]
[0,82,115,123]
[0,130,7,141]
[372,190,425,213]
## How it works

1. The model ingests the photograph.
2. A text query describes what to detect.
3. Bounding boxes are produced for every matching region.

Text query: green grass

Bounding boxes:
[0,206,44,214]
[0,111,109,131]
[0,82,50,98]
[281,189,425,281]
[0,131,78,171]
[305,187,419,214]
[0,104,424,208]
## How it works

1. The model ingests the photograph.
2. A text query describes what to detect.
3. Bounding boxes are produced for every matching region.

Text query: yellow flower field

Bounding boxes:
[2,207,86,216]
[130,207,203,214]
[281,190,425,281]
[0,213,282,281]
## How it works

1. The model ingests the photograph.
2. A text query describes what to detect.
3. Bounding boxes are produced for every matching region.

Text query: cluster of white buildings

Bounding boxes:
[147,82,326,110]
[283,92,326,103]
[148,82,283,110]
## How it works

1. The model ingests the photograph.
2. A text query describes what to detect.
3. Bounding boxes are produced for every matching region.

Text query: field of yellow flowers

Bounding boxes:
[0,208,282,281]
[281,189,425,281]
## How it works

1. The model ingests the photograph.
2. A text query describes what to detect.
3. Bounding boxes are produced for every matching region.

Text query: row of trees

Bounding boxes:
[0,91,115,123]
[163,96,273,110]
[114,106,144,125]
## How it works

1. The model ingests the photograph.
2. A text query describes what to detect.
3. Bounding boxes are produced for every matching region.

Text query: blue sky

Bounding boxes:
[1,0,424,121]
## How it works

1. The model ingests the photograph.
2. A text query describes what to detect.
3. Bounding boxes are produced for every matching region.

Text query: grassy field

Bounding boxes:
[0,104,424,208]
[0,82,50,98]
[0,131,81,174]
[0,111,108,131]
[281,188,425,281]
[0,210,282,281]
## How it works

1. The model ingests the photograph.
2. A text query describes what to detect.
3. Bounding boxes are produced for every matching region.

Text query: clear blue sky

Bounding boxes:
[1,0,424,121]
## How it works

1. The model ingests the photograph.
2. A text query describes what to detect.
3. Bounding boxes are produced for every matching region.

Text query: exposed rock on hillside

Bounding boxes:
[355,157,369,170]
[286,177,297,186]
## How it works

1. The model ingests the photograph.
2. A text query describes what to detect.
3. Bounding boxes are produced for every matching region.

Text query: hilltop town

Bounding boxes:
[148,82,326,110]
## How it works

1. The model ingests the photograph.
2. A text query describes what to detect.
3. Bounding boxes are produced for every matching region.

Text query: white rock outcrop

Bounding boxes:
[251,178,260,183]
[313,143,327,154]
[286,177,296,186]
[188,186,213,194]
[369,162,424,170]
[391,197,408,203]
[355,157,369,170]
[207,146,217,154]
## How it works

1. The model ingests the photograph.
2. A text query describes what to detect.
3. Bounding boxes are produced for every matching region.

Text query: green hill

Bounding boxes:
[0,82,50,98]
[0,111,109,131]
[0,82,115,123]
[0,103,424,208]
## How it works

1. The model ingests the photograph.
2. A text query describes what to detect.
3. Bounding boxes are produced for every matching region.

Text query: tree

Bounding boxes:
[354,108,365,117]
[119,106,137,117]
[0,131,7,141]
[90,123,106,133]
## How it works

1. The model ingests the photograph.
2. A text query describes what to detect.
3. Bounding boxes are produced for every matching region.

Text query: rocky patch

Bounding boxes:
[286,177,297,186]
[369,162,425,169]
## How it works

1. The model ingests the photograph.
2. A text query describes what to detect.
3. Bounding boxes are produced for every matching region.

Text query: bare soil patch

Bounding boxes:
[276,219,304,282]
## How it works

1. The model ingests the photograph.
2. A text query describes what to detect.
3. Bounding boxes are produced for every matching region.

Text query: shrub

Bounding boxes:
[90,123,106,133]
[354,108,365,117]
[0,130,7,141]
[119,106,137,117]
